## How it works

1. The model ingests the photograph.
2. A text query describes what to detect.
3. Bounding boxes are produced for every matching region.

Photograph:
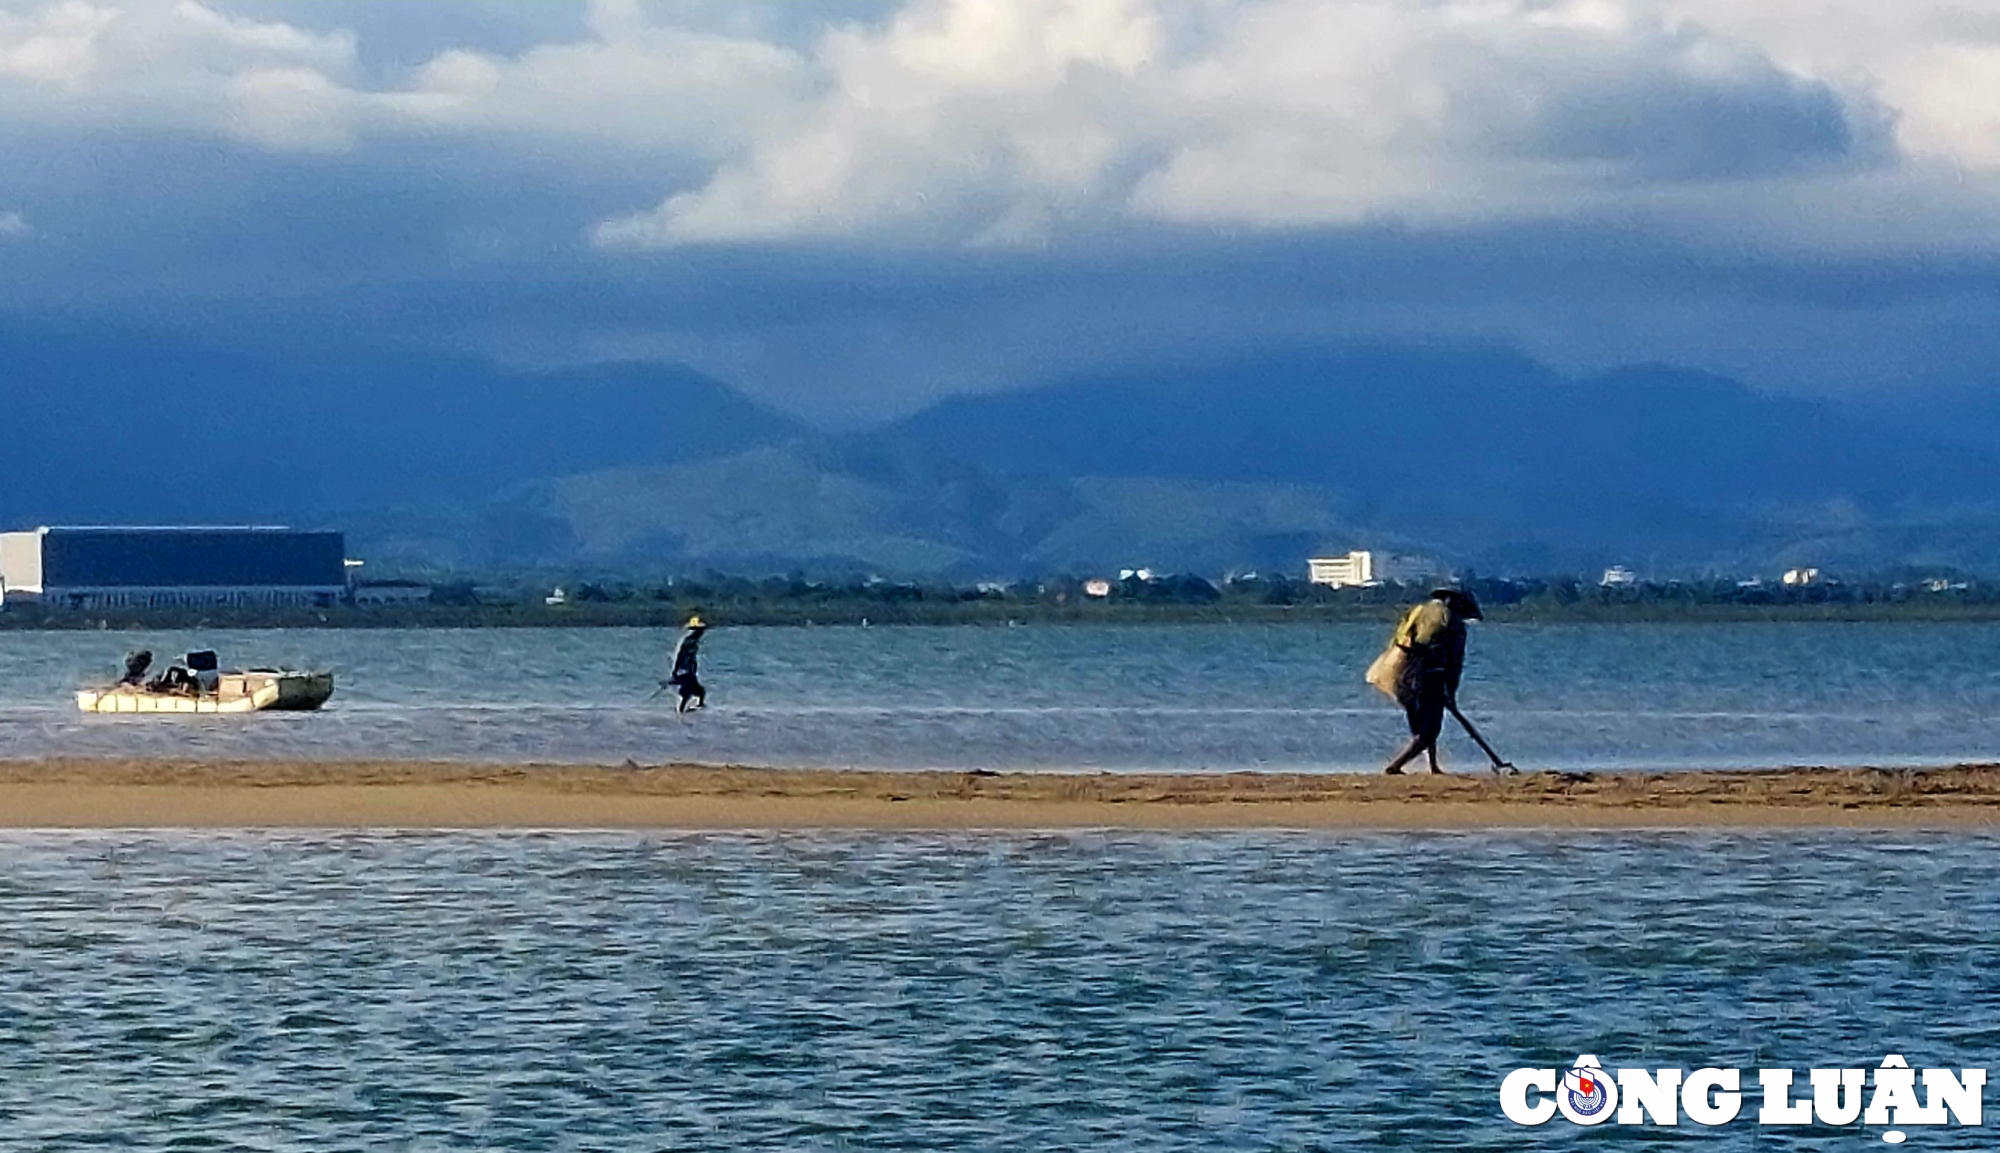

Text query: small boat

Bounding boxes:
[77,670,335,714]
[76,649,334,714]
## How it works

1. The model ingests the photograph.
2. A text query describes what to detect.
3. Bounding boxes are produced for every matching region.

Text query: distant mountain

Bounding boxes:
[848,346,2000,572]
[0,326,802,527]
[344,446,1354,575]
[1847,382,2000,456]
[9,326,1998,576]
[865,347,1972,503]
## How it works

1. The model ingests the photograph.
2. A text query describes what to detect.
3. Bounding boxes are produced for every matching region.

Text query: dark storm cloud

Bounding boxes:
[1519,61,1876,181]
[12,127,1994,427]
[0,0,1995,425]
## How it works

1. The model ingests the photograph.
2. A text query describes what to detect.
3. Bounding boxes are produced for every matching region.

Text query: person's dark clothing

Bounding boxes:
[670,628,703,680]
[1402,675,1449,740]
[119,650,153,686]
[149,665,197,695]
[1385,595,1473,763]
[673,676,705,712]
[1390,598,1468,718]
[669,627,707,711]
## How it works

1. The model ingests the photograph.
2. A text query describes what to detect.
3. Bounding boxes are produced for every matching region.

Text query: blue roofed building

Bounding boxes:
[0,526,348,609]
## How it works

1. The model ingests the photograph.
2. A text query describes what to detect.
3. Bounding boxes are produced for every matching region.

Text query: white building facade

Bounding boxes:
[1308,550,1376,588]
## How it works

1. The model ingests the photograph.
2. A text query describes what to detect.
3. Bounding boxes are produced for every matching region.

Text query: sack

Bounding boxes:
[1364,644,1406,699]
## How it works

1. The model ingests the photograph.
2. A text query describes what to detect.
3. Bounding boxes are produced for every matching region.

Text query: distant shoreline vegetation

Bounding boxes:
[4,573,1999,629]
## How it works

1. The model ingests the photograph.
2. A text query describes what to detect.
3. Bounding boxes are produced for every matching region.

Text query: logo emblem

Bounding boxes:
[1557,1056,1618,1125]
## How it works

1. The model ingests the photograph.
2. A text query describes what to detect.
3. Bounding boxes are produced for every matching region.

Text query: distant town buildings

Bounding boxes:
[1306,550,1438,588]
[1601,565,1638,588]
[351,579,433,607]
[1082,578,1113,598]
[0,525,347,609]
[1782,567,1823,587]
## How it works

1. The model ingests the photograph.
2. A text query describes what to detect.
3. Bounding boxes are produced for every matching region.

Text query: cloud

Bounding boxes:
[382,21,813,159]
[595,0,1174,247]
[0,210,26,237]
[2,0,1986,251]
[1125,1,1897,231]
[0,0,799,156]
[0,0,1999,419]
[597,0,1908,246]
[0,0,362,149]
[1661,0,2000,163]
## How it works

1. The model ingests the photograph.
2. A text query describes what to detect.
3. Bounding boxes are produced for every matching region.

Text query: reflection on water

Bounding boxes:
[0,830,1992,1149]
[1,623,1998,770]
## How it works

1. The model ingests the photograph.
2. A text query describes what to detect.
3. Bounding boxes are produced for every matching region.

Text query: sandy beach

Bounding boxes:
[0,759,1997,828]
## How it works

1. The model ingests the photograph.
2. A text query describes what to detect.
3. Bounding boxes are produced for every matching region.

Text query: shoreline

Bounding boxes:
[1,760,1999,829]
[8,602,2000,631]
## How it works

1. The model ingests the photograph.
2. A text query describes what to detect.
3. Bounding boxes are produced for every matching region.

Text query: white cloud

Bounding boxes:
[0,211,28,237]
[224,66,357,152]
[590,0,1925,246]
[597,0,1174,246]
[0,0,1996,248]
[0,0,362,149]
[383,24,811,157]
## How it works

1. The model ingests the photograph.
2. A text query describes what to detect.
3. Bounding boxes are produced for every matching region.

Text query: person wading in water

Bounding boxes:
[1367,588,1504,774]
[666,615,709,714]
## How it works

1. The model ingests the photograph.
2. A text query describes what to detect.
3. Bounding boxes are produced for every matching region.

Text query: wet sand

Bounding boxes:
[1,760,1999,828]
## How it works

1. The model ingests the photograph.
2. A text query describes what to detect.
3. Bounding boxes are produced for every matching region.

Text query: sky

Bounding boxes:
[1,0,1998,423]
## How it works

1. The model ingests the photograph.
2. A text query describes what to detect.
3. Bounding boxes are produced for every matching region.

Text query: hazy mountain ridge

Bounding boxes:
[0,327,802,524]
[5,327,1997,575]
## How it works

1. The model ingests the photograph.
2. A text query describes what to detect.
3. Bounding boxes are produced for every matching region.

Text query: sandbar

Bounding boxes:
[0,760,1997,828]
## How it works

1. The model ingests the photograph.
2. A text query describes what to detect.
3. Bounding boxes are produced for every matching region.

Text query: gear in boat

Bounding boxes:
[77,649,335,714]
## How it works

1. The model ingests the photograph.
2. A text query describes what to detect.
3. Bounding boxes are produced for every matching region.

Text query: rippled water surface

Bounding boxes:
[0,830,1992,1150]
[3,623,1999,769]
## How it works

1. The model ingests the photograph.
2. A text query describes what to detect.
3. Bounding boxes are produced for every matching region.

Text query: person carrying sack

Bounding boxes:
[1367,588,1514,775]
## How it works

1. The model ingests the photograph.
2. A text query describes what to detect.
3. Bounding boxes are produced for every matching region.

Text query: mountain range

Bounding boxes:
[4,324,1997,577]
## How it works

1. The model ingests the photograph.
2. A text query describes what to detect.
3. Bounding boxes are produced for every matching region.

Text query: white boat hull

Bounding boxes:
[77,672,335,715]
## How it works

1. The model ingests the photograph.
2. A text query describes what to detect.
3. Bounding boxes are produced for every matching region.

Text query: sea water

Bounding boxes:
[1,622,1997,770]
[0,829,1991,1150]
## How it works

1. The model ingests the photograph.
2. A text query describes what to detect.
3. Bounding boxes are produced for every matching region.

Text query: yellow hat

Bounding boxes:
[686,615,706,628]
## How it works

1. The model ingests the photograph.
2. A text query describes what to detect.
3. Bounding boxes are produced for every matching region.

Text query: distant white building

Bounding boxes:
[1308,550,1376,588]
[1782,567,1822,587]
[1601,565,1638,588]
[1082,578,1113,598]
